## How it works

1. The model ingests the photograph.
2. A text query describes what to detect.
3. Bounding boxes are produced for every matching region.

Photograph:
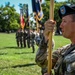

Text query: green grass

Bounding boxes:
[0,33,70,75]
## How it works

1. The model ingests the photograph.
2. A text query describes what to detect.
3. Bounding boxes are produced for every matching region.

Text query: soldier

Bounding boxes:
[39,29,44,40]
[30,29,35,53]
[35,32,41,46]
[26,29,31,48]
[35,4,75,75]
[16,28,23,48]
[23,29,27,47]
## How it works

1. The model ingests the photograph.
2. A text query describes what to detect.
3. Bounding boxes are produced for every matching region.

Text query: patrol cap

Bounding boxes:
[58,4,75,19]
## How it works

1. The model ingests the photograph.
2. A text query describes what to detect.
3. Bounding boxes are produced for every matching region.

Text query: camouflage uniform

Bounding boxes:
[23,30,27,47]
[16,29,23,48]
[26,30,31,48]
[30,30,35,53]
[35,37,55,75]
[35,37,75,75]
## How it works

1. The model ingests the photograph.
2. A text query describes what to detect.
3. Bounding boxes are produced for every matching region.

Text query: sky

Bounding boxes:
[0,0,67,14]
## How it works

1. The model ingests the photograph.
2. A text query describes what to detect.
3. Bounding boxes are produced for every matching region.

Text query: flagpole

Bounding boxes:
[48,0,54,74]
[36,15,39,33]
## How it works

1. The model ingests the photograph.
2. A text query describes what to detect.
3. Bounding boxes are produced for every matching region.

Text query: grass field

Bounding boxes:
[0,33,71,75]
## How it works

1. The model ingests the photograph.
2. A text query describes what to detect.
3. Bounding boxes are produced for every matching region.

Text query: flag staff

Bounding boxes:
[48,0,54,74]
[36,19,39,32]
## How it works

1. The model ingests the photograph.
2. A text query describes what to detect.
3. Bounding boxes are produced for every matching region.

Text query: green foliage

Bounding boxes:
[42,1,67,23]
[0,2,20,32]
[10,22,20,30]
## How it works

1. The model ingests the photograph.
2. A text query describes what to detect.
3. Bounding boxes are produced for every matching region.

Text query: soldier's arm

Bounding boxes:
[35,36,57,68]
[35,36,48,68]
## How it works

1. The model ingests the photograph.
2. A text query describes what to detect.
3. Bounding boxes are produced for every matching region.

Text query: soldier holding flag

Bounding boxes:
[35,4,75,75]
[32,0,55,74]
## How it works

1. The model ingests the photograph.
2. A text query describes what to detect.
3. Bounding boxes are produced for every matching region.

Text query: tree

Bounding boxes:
[67,0,75,3]
[0,2,20,32]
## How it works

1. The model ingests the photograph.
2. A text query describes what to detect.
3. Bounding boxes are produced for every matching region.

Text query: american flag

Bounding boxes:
[20,9,25,29]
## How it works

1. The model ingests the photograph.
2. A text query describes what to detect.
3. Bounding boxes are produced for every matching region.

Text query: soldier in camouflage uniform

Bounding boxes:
[26,30,31,48]
[35,5,75,75]
[16,28,23,48]
[30,29,35,53]
[23,30,27,47]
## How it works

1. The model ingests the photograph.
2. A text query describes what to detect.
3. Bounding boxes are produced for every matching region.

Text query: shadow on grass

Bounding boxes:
[0,63,36,69]
[12,63,36,68]
[5,46,27,49]
[0,46,20,50]
[0,46,32,50]
[0,46,33,54]
[14,52,32,54]
[0,53,7,55]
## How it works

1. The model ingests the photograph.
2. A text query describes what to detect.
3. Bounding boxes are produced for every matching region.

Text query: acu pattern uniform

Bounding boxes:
[26,30,31,48]
[30,30,35,53]
[35,5,75,75]
[35,37,55,75]
[16,28,23,48]
[23,30,27,47]
[35,37,75,75]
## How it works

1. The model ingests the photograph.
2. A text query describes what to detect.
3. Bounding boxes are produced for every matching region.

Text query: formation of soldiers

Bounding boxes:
[15,28,44,53]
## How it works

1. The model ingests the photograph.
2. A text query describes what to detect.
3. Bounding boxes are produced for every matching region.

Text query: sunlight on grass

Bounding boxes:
[0,33,71,75]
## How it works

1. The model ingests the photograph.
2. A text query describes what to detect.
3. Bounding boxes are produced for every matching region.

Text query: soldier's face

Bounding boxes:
[60,15,75,39]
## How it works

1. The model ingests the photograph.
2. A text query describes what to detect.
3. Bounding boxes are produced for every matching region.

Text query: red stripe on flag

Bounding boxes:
[20,16,25,29]
[20,8,25,29]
